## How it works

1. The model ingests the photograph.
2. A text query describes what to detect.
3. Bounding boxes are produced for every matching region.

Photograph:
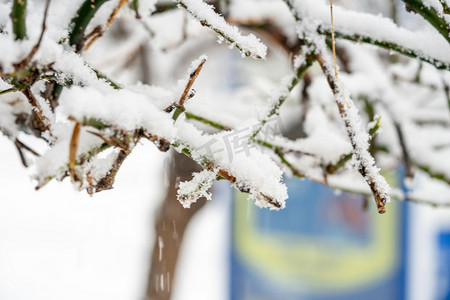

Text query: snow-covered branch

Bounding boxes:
[315,54,390,213]
[402,0,450,43]
[0,0,449,213]
[285,0,450,70]
[175,0,267,59]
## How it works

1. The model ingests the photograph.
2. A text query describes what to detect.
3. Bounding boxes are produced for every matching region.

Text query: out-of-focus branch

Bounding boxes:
[14,138,40,167]
[443,77,450,114]
[402,0,450,43]
[414,164,450,185]
[83,0,130,51]
[250,53,315,140]
[318,28,450,71]
[15,0,51,70]
[392,121,415,179]
[185,112,231,130]
[0,88,17,95]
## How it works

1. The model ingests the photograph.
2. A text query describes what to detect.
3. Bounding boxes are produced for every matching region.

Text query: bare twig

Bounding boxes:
[0,88,17,95]
[393,121,415,179]
[14,139,28,167]
[330,0,350,108]
[83,0,130,51]
[15,0,51,70]
[171,58,207,121]
[185,112,231,130]
[83,25,102,42]
[16,138,40,156]
[14,138,40,167]
[69,120,81,181]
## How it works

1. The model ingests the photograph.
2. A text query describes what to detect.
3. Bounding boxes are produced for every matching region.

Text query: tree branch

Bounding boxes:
[68,0,111,52]
[15,0,51,70]
[83,0,130,51]
[318,27,450,71]
[11,0,27,40]
[171,57,206,121]
[176,0,267,59]
[250,52,315,140]
[316,54,389,214]
[402,0,450,43]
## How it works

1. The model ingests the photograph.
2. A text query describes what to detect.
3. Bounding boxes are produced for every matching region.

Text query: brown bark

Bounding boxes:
[145,151,206,300]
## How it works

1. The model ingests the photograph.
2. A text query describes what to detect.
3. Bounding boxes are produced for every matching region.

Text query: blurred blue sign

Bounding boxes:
[230,177,407,300]
[437,232,450,300]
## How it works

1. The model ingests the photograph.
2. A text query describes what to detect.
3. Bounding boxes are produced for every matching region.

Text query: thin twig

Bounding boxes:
[14,138,40,167]
[185,112,231,130]
[393,121,415,179]
[330,0,350,108]
[15,139,28,167]
[83,0,130,51]
[69,120,81,181]
[414,163,450,185]
[15,0,51,70]
[250,52,315,140]
[443,76,450,115]
[87,130,129,150]
[0,88,17,95]
[172,58,206,121]
[15,138,40,156]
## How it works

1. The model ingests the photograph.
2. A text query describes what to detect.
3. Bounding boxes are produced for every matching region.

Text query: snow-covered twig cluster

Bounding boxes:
[0,0,449,212]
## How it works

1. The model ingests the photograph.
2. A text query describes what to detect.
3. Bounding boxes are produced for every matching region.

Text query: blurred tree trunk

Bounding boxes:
[145,151,206,300]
